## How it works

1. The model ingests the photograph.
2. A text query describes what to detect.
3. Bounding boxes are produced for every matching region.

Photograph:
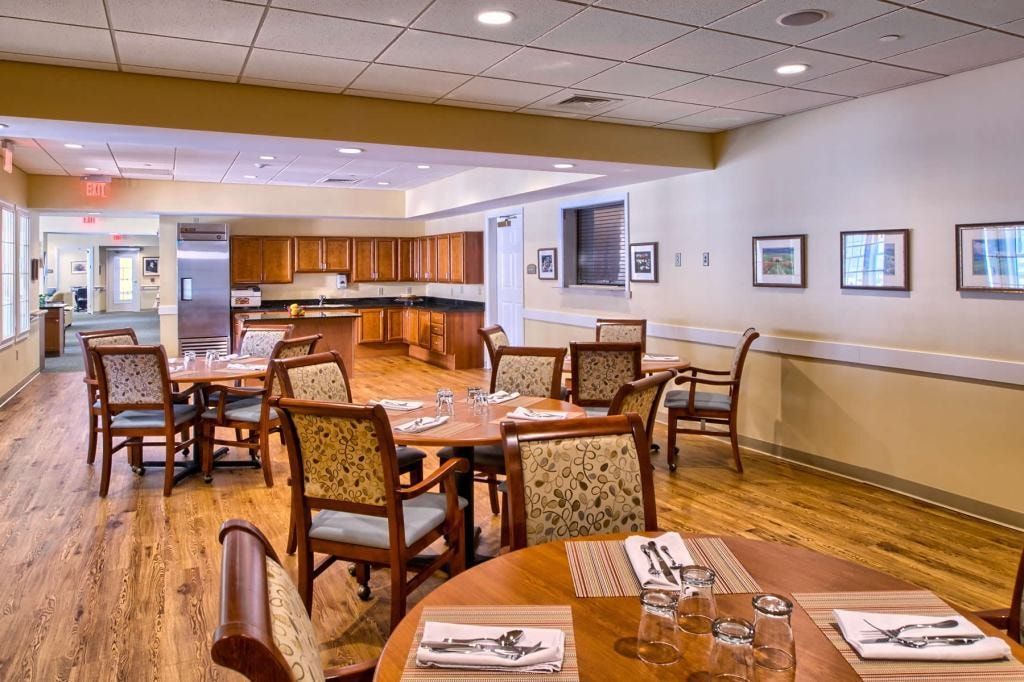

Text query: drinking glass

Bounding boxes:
[435,388,454,417]
[677,565,718,634]
[183,351,196,368]
[637,589,680,665]
[710,617,754,681]
[466,387,482,404]
[472,391,489,416]
[752,594,795,681]
[204,350,217,365]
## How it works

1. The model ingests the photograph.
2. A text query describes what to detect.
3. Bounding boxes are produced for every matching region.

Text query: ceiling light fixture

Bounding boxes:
[0,124,8,129]
[775,63,808,75]
[84,167,100,172]
[337,147,363,154]
[376,181,391,186]
[416,164,431,169]
[879,34,901,42]
[477,10,515,25]
[259,155,276,160]
[64,143,84,149]
[553,163,575,169]
[243,174,257,179]
[777,10,828,26]
[254,163,267,168]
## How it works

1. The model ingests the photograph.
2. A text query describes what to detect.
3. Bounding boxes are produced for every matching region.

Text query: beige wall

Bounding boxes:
[0,166,38,400]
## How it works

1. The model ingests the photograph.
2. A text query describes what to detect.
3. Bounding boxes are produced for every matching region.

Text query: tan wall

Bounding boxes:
[0,166,38,400]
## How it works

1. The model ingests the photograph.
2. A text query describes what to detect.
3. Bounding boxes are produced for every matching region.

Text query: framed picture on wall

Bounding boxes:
[956,221,1024,293]
[752,234,806,287]
[70,261,87,274]
[143,257,160,276]
[537,248,558,280]
[840,229,909,291]
[629,242,658,282]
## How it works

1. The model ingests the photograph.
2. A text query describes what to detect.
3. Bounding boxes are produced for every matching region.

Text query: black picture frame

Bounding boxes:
[537,248,558,280]
[752,234,806,288]
[629,242,658,283]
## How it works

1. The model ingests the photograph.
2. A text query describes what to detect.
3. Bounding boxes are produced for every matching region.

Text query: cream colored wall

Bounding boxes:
[0,166,38,400]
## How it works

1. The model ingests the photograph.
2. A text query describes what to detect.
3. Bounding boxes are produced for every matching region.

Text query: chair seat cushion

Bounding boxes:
[437,444,504,472]
[112,404,198,429]
[202,398,278,424]
[664,390,731,412]
[397,446,426,470]
[309,492,468,550]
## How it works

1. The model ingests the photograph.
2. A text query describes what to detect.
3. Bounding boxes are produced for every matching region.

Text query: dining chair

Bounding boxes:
[664,327,760,473]
[91,344,202,497]
[976,546,1024,644]
[201,334,320,487]
[438,345,567,516]
[212,519,377,682]
[596,318,647,353]
[277,398,468,630]
[237,323,296,357]
[608,370,676,453]
[77,327,139,465]
[478,323,509,368]
[570,341,642,414]
[272,350,428,555]
[500,414,657,550]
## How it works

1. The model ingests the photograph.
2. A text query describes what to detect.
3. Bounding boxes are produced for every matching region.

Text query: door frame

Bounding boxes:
[484,207,524,363]
[105,247,142,313]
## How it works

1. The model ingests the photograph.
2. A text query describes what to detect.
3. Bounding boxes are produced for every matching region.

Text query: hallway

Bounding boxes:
[43,310,161,373]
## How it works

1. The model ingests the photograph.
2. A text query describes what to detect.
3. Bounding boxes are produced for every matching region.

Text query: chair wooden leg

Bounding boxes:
[450,528,466,577]
[729,417,743,474]
[298,546,314,614]
[99,430,114,497]
[286,505,297,555]
[162,436,176,496]
[486,474,500,515]
[259,425,274,487]
[666,412,679,472]
[200,422,213,482]
[409,461,424,485]
[87,412,98,464]
[389,567,406,632]
[128,440,141,473]
[499,490,509,548]
[354,562,371,601]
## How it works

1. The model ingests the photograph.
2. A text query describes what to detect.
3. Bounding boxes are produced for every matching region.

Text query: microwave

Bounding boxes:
[230,288,262,308]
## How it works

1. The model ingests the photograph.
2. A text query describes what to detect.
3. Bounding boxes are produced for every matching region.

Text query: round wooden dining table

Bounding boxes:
[376,532,1024,681]
[387,394,585,566]
[166,356,269,384]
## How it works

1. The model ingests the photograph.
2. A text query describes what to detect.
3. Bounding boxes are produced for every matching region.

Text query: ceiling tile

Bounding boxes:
[884,30,1024,73]
[413,0,582,44]
[731,88,849,114]
[343,89,438,104]
[0,51,118,72]
[526,88,639,116]
[530,7,692,61]
[634,29,786,74]
[1004,18,1024,35]
[574,63,703,96]
[440,77,561,107]
[803,8,978,60]
[242,49,366,89]
[173,148,239,182]
[270,0,432,26]
[912,0,1024,26]
[255,8,401,61]
[12,146,67,174]
[116,33,249,75]
[438,100,519,112]
[594,0,758,26]
[0,0,108,28]
[376,30,519,75]
[110,143,176,170]
[36,139,117,170]
[717,46,866,86]
[121,65,240,82]
[348,64,470,99]
[0,18,115,63]
[603,98,709,122]
[709,0,896,44]
[483,47,616,86]
[798,62,936,96]
[590,116,656,127]
[656,76,777,105]
[671,107,779,129]
[106,0,264,45]
[240,77,340,93]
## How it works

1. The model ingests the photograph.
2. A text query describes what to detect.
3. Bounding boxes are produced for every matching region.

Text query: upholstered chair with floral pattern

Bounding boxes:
[570,341,642,412]
[500,414,657,550]
[213,519,378,682]
[238,323,296,358]
[77,328,139,465]
[277,399,468,631]
[478,324,510,368]
[596,318,647,353]
[608,371,676,453]
[91,344,202,497]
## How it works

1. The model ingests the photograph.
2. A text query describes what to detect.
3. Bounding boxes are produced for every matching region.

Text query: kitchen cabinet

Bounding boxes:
[324,238,351,271]
[295,237,351,273]
[405,307,485,370]
[231,236,294,284]
[398,238,415,282]
[435,234,451,282]
[403,308,418,346]
[417,309,431,348]
[261,238,294,283]
[386,308,405,343]
[353,238,397,282]
[448,232,483,284]
[416,236,434,282]
[357,308,385,343]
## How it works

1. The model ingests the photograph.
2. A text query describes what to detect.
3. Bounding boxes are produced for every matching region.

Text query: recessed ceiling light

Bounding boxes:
[64,143,83,149]
[775,63,809,75]
[337,147,363,154]
[879,34,901,42]
[243,174,257,179]
[376,181,391,186]
[777,10,828,27]
[84,167,100,172]
[553,163,575,169]
[477,10,515,25]
[258,155,276,160]
[416,164,431,169]
[254,163,267,169]
[0,124,8,129]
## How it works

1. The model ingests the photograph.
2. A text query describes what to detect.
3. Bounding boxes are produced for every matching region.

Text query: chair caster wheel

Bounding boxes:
[356,584,372,601]
[136,467,146,476]
[203,474,213,484]
[651,443,660,452]
[183,447,190,458]
[348,564,357,576]
[669,463,677,472]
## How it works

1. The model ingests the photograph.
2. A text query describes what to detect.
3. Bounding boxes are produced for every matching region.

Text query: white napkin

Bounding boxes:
[395,416,449,433]
[487,390,520,404]
[373,399,424,411]
[833,610,1011,661]
[507,406,568,421]
[224,353,250,360]
[623,532,693,591]
[643,353,680,362]
[227,362,267,371]
[415,621,565,673]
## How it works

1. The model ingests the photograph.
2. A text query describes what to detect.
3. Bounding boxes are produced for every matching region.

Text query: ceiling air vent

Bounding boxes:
[119,167,172,177]
[555,94,621,111]
[319,177,359,185]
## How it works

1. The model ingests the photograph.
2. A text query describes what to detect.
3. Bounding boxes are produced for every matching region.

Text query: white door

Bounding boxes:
[106,249,141,312]
[490,211,524,348]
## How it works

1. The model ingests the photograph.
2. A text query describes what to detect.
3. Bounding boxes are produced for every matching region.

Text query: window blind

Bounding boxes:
[575,202,625,286]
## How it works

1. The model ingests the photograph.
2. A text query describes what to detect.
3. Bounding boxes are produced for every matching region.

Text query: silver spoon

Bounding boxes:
[660,544,682,569]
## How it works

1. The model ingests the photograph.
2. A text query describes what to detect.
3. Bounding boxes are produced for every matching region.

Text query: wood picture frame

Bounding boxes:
[840,229,910,291]
[629,242,658,283]
[752,235,806,288]
[537,248,557,281]
[956,221,1024,293]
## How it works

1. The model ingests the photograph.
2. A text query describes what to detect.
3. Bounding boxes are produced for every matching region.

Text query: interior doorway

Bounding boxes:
[106,248,141,312]
[485,209,524,361]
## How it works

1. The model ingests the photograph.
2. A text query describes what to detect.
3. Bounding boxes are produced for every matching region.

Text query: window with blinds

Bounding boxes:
[573,201,625,286]
[1,205,15,341]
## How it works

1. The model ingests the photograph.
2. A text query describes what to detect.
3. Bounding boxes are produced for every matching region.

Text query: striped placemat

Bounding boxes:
[792,591,1024,681]
[565,536,762,598]
[401,605,579,681]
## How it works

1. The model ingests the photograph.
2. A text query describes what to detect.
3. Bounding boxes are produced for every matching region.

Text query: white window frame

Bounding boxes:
[16,210,30,338]
[558,191,631,299]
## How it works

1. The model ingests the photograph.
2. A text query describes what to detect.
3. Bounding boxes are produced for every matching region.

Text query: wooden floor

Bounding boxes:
[1,356,1020,680]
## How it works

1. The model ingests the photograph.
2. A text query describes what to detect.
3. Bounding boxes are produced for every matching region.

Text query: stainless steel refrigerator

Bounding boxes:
[177,223,230,354]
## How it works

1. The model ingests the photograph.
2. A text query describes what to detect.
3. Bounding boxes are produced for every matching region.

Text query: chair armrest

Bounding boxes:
[204,385,265,420]
[974,608,1010,630]
[172,383,204,402]
[324,657,378,682]
[673,375,737,387]
[83,377,97,386]
[398,457,469,500]
[688,366,731,376]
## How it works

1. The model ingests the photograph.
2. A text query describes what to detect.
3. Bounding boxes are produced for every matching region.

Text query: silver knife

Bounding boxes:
[647,541,679,585]
[859,635,984,645]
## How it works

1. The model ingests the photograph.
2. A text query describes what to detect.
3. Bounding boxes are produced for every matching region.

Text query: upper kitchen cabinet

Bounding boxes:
[416,236,434,282]
[449,232,483,284]
[294,237,352,273]
[324,238,352,271]
[261,237,294,283]
[352,238,397,282]
[230,236,294,284]
[434,234,451,282]
[398,238,416,282]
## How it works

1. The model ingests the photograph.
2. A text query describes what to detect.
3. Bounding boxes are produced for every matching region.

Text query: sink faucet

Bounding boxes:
[318,295,326,307]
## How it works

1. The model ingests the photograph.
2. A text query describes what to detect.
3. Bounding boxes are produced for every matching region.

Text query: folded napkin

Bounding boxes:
[643,353,680,361]
[507,406,568,421]
[169,365,185,372]
[227,362,267,371]
[833,610,1011,661]
[415,621,565,673]
[395,416,449,433]
[372,399,424,411]
[624,532,693,591]
[224,353,250,360]
[487,390,520,404]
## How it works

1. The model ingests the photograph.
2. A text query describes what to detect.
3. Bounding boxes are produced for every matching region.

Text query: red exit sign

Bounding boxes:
[84,181,110,198]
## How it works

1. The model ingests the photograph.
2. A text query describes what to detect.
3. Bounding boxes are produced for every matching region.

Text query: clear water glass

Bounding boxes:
[204,350,217,365]
[637,589,680,665]
[677,565,718,634]
[752,594,795,681]
[183,351,196,368]
[710,617,754,681]
[435,387,454,417]
[472,392,489,416]
[466,387,482,404]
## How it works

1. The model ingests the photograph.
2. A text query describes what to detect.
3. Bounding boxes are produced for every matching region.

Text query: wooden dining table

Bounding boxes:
[376,532,1024,681]
[386,393,585,566]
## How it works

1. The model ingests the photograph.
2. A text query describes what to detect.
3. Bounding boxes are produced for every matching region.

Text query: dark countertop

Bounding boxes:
[232,296,484,315]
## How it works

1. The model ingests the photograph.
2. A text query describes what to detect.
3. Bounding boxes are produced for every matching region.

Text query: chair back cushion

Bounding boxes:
[284,362,350,402]
[289,412,387,506]
[79,330,137,379]
[98,351,165,405]
[241,328,290,357]
[616,384,659,433]
[275,336,319,360]
[264,557,327,682]
[488,328,509,349]
[494,354,558,397]
[598,324,642,344]
[573,344,641,406]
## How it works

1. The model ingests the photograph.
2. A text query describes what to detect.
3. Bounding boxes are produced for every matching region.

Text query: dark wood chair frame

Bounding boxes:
[976,546,1024,644]
[666,328,760,473]
[569,341,642,408]
[91,344,202,497]
[201,334,320,487]
[608,370,676,452]
[278,398,469,631]
[478,323,508,368]
[500,414,658,551]
[77,327,139,465]
[596,318,648,353]
[212,519,377,682]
